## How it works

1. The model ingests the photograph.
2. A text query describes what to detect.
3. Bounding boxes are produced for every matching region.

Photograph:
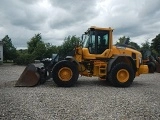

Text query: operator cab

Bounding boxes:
[82,26,112,54]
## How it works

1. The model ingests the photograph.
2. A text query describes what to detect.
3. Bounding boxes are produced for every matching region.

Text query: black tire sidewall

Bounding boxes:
[147,61,156,73]
[109,63,134,87]
[52,60,78,87]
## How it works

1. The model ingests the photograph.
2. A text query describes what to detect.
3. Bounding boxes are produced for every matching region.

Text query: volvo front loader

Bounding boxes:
[16,26,151,87]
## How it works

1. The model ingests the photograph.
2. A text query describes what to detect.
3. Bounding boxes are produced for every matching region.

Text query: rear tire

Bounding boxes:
[52,60,79,87]
[108,63,134,87]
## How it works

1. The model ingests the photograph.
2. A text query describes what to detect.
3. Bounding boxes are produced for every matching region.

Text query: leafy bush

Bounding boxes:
[14,53,35,65]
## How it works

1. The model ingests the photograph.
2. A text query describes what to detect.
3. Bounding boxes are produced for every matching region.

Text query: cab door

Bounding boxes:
[86,30,110,56]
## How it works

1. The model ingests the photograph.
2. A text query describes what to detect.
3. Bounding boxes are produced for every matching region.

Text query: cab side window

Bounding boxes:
[97,32,109,54]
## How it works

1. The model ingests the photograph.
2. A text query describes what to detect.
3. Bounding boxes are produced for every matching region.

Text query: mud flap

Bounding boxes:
[15,64,40,87]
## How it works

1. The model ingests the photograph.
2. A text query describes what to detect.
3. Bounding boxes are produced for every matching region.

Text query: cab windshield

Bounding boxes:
[82,34,89,48]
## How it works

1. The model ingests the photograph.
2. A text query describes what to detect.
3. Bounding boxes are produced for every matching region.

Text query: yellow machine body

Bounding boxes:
[16,26,150,87]
[74,26,148,79]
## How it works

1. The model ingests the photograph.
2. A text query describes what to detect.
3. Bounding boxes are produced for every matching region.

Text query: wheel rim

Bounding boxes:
[117,69,129,83]
[58,67,73,81]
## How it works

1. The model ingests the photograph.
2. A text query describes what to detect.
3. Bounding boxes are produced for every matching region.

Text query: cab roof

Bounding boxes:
[84,26,114,34]
[89,26,114,31]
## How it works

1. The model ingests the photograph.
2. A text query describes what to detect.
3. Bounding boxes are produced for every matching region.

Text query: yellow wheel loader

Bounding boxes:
[16,26,151,87]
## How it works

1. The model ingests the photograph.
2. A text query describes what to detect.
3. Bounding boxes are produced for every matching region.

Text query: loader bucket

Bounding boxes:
[15,64,40,87]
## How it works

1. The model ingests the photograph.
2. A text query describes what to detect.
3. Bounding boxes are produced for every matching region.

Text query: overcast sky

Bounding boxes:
[0,0,160,49]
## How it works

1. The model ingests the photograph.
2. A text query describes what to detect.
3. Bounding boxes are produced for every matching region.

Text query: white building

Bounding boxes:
[0,41,3,64]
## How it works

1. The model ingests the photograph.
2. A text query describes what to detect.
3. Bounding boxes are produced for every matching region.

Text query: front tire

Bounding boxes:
[52,60,79,87]
[108,63,134,87]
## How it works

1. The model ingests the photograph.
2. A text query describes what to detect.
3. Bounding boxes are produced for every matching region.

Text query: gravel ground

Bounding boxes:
[0,64,160,120]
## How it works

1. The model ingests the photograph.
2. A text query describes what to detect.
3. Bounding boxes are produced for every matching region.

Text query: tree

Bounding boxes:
[44,43,59,58]
[32,42,46,60]
[116,36,140,51]
[141,40,151,51]
[58,35,80,58]
[15,33,47,65]
[116,36,130,45]
[130,42,141,51]
[151,34,160,55]
[27,33,43,54]
[2,35,17,61]
[27,33,46,60]
[140,40,151,59]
